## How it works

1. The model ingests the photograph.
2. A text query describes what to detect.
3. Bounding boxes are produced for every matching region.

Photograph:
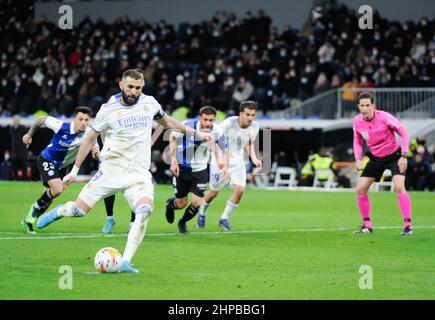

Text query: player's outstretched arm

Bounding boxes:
[22,117,46,147]
[155,114,211,142]
[168,134,179,177]
[151,124,165,147]
[63,129,100,184]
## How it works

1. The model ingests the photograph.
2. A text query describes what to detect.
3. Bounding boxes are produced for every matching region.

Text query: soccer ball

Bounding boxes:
[94,247,122,273]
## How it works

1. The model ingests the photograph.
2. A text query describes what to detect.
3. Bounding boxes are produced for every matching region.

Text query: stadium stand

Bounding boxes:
[0,0,434,189]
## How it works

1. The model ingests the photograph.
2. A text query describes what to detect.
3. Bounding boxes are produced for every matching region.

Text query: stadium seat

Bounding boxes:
[313,170,337,189]
[370,170,394,192]
[273,167,298,189]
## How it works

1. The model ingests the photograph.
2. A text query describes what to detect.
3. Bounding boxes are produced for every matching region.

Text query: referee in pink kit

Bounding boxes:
[353,92,412,235]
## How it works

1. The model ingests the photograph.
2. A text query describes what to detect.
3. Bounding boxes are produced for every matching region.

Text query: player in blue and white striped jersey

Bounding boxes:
[165,106,228,234]
[21,106,93,233]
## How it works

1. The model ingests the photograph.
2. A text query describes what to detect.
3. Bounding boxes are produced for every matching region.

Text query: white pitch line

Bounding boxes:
[0,225,434,240]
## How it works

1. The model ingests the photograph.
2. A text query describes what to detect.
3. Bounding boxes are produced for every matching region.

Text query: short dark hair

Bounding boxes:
[239,100,258,112]
[74,106,92,116]
[357,92,374,104]
[199,106,217,116]
[135,68,144,78]
[122,69,143,80]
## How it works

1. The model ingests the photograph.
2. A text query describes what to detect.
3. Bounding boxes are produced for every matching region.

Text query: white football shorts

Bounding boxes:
[78,162,154,210]
[208,161,247,191]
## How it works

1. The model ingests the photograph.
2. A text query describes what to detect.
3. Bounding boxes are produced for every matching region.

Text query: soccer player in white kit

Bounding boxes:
[198,101,262,231]
[37,69,211,273]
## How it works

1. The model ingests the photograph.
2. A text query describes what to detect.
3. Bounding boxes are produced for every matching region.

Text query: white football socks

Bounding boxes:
[123,205,152,262]
[221,201,238,220]
[199,200,211,217]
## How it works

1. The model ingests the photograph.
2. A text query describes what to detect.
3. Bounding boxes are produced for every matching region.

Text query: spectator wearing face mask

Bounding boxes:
[230,76,254,114]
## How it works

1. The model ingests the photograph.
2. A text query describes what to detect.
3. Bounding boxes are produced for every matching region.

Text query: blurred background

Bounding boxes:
[0,0,434,191]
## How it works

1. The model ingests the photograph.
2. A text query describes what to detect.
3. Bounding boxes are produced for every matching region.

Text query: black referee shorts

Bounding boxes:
[361,148,405,182]
[172,167,209,199]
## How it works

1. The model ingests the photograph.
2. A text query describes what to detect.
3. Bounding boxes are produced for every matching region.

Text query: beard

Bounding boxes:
[121,90,140,106]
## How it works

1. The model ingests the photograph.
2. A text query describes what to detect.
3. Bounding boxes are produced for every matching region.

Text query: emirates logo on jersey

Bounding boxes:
[362,132,370,140]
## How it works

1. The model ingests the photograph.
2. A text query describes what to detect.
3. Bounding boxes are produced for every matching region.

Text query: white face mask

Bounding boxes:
[226,78,234,86]
[271,79,278,86]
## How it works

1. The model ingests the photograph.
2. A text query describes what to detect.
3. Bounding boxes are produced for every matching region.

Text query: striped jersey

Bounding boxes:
[171,119,225,172]
[41,117,91,169]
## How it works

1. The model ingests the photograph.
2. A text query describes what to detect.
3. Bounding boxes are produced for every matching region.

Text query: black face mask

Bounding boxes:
[121,90,140,106]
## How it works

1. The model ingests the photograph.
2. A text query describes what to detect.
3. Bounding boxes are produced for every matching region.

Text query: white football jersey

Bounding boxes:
[171,119,225,172]
[92,93,165,172]
[217,116,260,165]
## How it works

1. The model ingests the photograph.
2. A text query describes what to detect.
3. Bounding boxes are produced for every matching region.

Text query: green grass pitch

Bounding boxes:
[0,181,434,300]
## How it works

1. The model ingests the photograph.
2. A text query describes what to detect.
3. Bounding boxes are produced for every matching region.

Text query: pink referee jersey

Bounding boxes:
[353,110,410,160]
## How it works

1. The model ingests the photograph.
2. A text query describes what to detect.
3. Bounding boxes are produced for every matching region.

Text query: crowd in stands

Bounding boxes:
[1,1,434,190]
[1,1,435,118]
